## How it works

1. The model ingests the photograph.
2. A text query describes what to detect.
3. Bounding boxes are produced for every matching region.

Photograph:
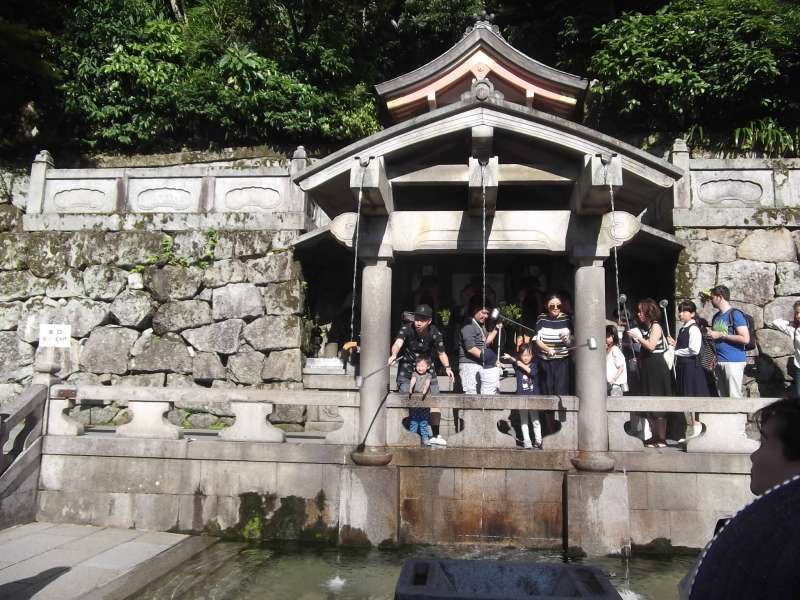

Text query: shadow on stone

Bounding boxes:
[0,566,71,599]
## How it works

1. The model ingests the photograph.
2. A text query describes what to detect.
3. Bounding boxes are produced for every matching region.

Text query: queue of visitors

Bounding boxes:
[386,282,797,449]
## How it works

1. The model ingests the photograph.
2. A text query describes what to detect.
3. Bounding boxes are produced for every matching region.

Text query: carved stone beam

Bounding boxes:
[468,156,498,217]
[569,153,623,215]
[471,125,493,162]
[567,210,641,259]
[391,163,572,186]
[330,213,393,260]
[350,156,393,216]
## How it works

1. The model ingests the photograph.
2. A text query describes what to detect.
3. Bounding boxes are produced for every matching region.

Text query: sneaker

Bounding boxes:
[421,438,431,446]
[523,440,533,449]
[428,435,447,447]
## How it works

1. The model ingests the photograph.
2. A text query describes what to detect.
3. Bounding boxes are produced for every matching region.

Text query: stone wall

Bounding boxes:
[673,157,800,397]
[0,188,312,429]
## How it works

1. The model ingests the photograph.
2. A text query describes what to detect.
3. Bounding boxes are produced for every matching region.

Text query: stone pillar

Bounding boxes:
[571,258,614,472]
[27,150,53,214]
[669,138,691,209]
[352,258,393,466]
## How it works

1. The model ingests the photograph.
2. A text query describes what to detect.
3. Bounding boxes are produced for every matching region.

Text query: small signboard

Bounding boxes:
[39,324,72,348]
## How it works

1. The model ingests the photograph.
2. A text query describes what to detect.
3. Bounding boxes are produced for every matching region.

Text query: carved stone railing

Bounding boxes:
[48,385,359,444]
[385,393,579,449]
[607,396,776,453]
[0,385,47,477]
[23,149,318,232]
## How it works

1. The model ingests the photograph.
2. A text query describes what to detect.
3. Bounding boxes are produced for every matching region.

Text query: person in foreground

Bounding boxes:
[679,397,800,599]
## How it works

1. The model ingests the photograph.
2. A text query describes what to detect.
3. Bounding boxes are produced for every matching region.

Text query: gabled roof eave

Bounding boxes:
[375,27,589,99]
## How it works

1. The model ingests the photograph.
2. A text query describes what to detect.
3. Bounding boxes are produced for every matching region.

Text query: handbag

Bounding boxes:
[656,326,675,370]
[698,331,718,373]
[663,346,676,371]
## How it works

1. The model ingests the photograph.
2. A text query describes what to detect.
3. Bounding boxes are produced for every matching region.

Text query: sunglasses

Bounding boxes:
[548,304,561,309]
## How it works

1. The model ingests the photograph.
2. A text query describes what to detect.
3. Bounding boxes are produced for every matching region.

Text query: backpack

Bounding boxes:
[726,309,757,351]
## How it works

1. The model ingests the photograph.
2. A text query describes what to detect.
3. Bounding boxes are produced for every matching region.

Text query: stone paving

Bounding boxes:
[0,522,198,599]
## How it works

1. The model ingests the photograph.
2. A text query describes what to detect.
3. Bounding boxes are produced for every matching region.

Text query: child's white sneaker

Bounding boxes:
[523,439,533,449]
[428,435,447,447]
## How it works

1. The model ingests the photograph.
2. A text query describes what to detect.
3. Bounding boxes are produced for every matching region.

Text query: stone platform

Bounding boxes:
[0,522,215,599]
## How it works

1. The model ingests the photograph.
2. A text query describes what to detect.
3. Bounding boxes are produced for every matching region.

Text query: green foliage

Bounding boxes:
[5,0,800,159]
[589,0,800,156]
[132,228,219,271]
[55,0,380,153]
[500,303,522,321]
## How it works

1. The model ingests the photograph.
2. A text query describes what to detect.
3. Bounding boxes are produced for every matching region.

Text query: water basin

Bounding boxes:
[133,543,695,600]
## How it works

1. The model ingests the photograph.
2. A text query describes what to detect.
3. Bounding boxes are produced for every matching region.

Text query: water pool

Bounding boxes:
[134,543,695,600]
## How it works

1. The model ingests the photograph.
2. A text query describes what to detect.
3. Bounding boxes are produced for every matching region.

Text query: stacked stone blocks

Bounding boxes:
[0,200,308,429]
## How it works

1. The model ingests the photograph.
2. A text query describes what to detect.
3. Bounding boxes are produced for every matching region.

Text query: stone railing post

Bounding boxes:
[116,401,182,439]
[27,150,53,214]
[669,138,691,209]
[48,386,84,437]
[218,401,286,442]
[34,348,74,437]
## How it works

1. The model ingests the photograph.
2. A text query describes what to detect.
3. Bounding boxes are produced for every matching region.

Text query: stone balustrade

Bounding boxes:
[44,384,777,453]
[48,385,359,444]
[0,384,47,477]
[607,396,776,453]
[385,393,579,449]
[23,150,319,232]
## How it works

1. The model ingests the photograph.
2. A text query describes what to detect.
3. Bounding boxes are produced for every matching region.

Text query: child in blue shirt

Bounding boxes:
[503,343,541,449]
[407,355,433,446]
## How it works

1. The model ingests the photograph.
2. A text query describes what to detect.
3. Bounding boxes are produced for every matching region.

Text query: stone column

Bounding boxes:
[27,150,53,214]
[352,258,393,465]
[571,257,615,472]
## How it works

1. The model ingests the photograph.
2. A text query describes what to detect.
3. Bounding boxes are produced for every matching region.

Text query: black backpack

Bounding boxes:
[725,309,757,351]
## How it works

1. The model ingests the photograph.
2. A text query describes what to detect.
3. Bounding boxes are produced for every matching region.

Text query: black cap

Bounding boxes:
[414,304,433,319]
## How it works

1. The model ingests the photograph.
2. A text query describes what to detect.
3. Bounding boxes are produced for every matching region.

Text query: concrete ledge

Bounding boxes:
[673,207,800,228]
[42,436,350,464]
[23,212,307,232]
[611,450,753,474]
[608,396,773,413]
[81,536,217,600]
[391,448,576,470]
[40,436,756,474]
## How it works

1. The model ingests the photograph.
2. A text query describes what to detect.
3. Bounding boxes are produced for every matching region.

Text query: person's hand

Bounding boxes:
[667,335,676,347]
[547,347,556,357]
[559,332,569,343]
[625,330,640,342]
[707,330,724,340]
[445,366,454,381]
[502,353,513,361]
[387,355,396,366]
[496,322,503,330]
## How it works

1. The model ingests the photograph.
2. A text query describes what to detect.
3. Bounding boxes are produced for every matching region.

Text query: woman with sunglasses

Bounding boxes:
[626,298,674,447]
[535,293,573,398]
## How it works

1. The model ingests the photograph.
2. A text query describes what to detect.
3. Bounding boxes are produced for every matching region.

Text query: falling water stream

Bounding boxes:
[349,160,368,345]
[480,160,487,310]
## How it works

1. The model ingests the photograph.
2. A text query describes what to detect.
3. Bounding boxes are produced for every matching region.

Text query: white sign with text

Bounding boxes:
[39,324,72,348]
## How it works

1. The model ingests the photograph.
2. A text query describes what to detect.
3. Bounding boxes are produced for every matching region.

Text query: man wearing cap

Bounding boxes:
[388,304,454,446]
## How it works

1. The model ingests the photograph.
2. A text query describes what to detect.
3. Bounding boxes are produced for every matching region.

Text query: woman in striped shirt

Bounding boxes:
[535,293,573,397]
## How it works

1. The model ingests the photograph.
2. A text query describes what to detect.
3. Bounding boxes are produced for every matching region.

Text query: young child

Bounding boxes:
[407,355,433,446]
[503,343,542,449]
[606,324,628,397]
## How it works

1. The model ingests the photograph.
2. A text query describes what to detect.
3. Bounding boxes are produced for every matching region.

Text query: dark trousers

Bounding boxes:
[537,358,570,396]
[536,357,570,434]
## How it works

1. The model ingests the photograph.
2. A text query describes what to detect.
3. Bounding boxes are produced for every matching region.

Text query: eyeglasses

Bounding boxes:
[548,304,561,309]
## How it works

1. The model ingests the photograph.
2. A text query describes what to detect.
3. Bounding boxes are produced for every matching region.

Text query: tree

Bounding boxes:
[589,0,800,156]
